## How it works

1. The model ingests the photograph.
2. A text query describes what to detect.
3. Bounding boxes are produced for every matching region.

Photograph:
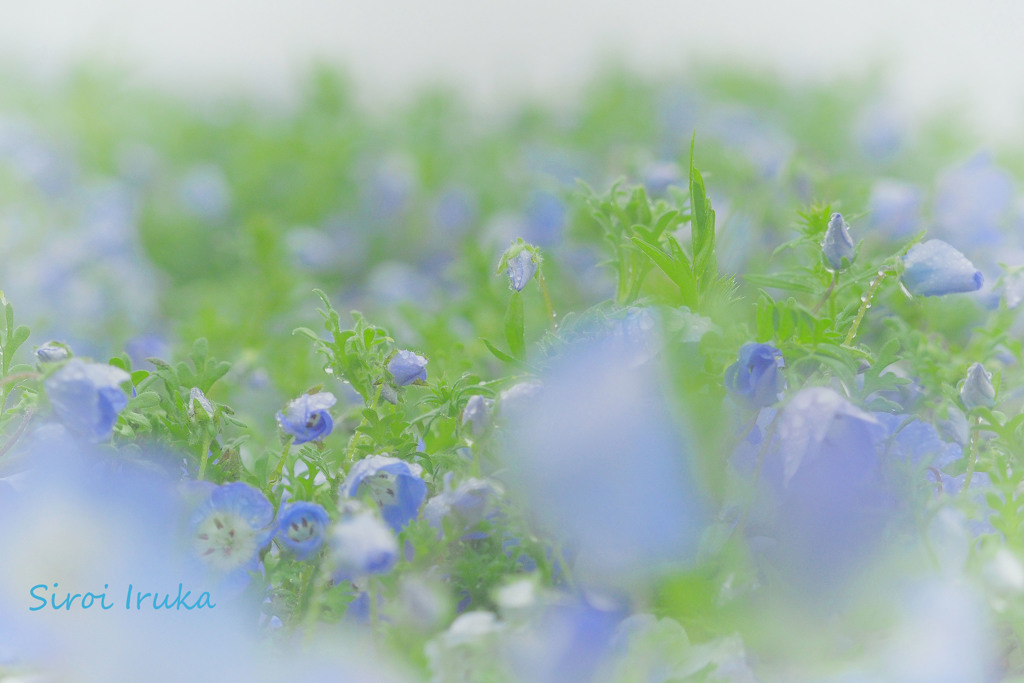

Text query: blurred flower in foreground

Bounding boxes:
[328,504,398,583]
[44,358,130,441]
[342,455,427,532]
[502,341,706,587]
[388,349,428,386]
[504,597,623,683]
[901,239,983,297]
[960,363,996,411]
[822,212,855,270]
[879,581,995,682]
[190,482,275,591]
[276,391,337,444]
[758,387,891,595]
[724,343,785,410]
[275,501,331,560]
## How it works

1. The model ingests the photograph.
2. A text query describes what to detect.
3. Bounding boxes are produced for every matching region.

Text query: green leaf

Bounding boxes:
[482,339,523,367]
[6,325,29,357]
[504,291,525,360]
[689,133,717,286]
[631,235,698,307]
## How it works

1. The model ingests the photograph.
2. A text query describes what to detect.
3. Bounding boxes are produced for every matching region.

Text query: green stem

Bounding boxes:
[843,271,889,346]
[271,436,294,483]
[811,272,839,315]
[301,565,327,636]
[963,415,981,491]
[197,432,215,481]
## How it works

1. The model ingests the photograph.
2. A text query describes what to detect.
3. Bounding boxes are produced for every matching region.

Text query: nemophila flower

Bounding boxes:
[35,341,69,363]
[524,191,566,247]
[275,501,330,560]
[873,413,962,470]
[853,103,906,160]
[504,596,624,683]
[276,391,336,444]
[461,394,493,436]
[503,241,539,292]
[388,349,428,386]
[44,358,131,441]
[901,239,983,297]
[328,505,399,583]
[868,179,923,238]
[424,475,502,539]
[341,454,427,532]
[178,163,231,221]
[497,379,542,420]
[934,152,1014,246]
[823,212,855,270]
[760,387,890,595]
[502,341,706,587]
[724,343,785,409]
[960,363,996,411]
[190,482,274,589]
[433,186,478,235]
[641,160,682,196]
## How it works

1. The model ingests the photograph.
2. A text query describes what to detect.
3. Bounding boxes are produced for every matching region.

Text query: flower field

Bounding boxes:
[2,66,1024,681]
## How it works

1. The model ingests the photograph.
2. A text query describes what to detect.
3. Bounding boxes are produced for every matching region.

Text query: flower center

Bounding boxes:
[361,471,400,510]
[194,511,258,572]
[286,515,318,543]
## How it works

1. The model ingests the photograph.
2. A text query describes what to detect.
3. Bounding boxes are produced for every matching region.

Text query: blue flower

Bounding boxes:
[960,363,996,411]
[275,501,331,560]
[506,249,538,292]
[724,343,785,409]
[388,350,428,386]
[35,342,69,363]
[341,455,427,532]
[502,342,706,587]
[276,392,336,444]
[760,388,890,594]
[328,504,399,582]
[461,394,493,436]
[189,482,275,589]
[934,152,1013,247]
[822,212,855,270]
[178,163,231,222]
[901,239,983,297]
[424,475,502,539]
[44,359,131,441]
[868,179,922,238]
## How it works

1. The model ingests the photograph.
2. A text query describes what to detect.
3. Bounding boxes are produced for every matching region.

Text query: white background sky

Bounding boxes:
[1,0,1021,139]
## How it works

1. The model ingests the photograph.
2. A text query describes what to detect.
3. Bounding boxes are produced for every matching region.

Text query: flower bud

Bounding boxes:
[388,349,428,386]
[506,250,538,292]
[902,239,983,297]
[959,363,995,411]
[823,212,855,270]
[724,343,786,409]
